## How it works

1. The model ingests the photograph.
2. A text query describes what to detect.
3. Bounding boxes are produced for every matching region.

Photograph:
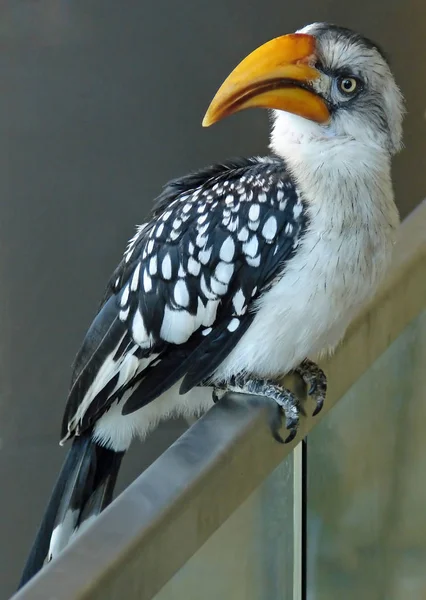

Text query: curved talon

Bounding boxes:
[269,402,299,444]
[284,428,298,444]
[312,397,324,416]
[269,415,297,444]
[295,359,327,418]
[285,414,298,431]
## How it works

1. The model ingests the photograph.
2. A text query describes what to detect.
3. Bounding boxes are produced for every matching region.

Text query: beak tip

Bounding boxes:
[202,112,214,128]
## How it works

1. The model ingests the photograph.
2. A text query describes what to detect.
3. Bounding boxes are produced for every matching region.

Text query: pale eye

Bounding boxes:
[338,77,359,94]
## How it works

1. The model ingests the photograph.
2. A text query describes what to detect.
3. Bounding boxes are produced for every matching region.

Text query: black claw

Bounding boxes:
[270,416,298,444]
[295,359,327,418]
[312,398,324,417]
[284,428,297,444]
[284,414,299,443]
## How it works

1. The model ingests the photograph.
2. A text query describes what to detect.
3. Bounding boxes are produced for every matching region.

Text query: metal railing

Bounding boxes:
[13,201,426,600]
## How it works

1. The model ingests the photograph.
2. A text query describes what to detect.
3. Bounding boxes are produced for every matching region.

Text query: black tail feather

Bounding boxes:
[18,433,124,589]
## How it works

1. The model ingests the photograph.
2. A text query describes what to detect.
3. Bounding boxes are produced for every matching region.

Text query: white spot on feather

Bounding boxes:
[174,280,190,307]
[132,310,150,346]
[119,307,130,321]
[243,236,259,258]
[215,261,234,284]
[249,204,260,221]
[199,247,212,265]
[160,306,196,344]
[120,285,130,307]
[149,255,157,276]
[162,254,172,279]
[262,216,278,240]
[293,203,303,218]
[238,226,249,242]
[227,318,240,332]
[130,263,141,292]
[188,257,201,276]
[219,237,235,262]
[232,288,245,315]
[196,233,208,248]
[143,270,153,292]
[246,255,261,268]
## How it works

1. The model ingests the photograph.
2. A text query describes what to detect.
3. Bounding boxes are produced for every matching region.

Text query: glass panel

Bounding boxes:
[155,453,296,600]
[307,310,426,600]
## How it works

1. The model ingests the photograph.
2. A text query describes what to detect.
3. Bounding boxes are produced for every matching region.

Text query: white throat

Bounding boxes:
[269,111,396,224]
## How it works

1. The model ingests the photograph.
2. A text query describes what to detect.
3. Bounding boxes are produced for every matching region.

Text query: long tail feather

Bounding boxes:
[18,433,124,589]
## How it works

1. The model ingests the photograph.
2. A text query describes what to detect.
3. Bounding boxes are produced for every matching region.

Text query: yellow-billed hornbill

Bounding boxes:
[19,22,404,587]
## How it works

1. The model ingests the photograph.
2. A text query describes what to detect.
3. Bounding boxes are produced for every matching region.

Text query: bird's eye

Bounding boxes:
[338,77,359,95]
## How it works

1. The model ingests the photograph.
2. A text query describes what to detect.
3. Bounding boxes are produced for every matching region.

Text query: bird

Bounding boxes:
[19,22,404,588]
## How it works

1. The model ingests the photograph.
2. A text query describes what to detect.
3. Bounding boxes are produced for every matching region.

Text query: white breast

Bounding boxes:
[215,137,399,380]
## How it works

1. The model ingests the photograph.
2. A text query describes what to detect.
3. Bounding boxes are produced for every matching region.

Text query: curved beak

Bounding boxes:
[202,33,329,127]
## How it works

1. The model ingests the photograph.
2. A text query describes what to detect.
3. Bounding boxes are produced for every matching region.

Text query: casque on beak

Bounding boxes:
[202,33,329,127]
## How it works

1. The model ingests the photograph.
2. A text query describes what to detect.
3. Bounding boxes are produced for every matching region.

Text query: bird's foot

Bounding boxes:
[294,358,327,416]
[211,375,301,444]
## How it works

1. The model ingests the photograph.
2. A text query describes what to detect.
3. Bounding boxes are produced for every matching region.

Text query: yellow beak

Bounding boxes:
[202,33,329,127]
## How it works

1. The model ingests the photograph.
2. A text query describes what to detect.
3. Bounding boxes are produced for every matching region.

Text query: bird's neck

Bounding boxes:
[270,113,398,233]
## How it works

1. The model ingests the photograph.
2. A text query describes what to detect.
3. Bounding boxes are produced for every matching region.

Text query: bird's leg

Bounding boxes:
[209,375,302,444]
[293,358,327,416]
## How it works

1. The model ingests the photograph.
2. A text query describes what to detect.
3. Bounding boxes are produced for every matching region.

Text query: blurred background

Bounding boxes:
[1,1,425,598]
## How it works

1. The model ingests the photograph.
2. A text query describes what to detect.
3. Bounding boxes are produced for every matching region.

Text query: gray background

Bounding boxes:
[1,1,425,598]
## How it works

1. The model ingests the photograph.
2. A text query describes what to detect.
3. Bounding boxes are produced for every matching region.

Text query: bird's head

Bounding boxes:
[203,23,404,157]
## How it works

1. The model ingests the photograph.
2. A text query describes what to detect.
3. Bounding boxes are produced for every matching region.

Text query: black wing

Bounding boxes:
[61,156,308,441]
